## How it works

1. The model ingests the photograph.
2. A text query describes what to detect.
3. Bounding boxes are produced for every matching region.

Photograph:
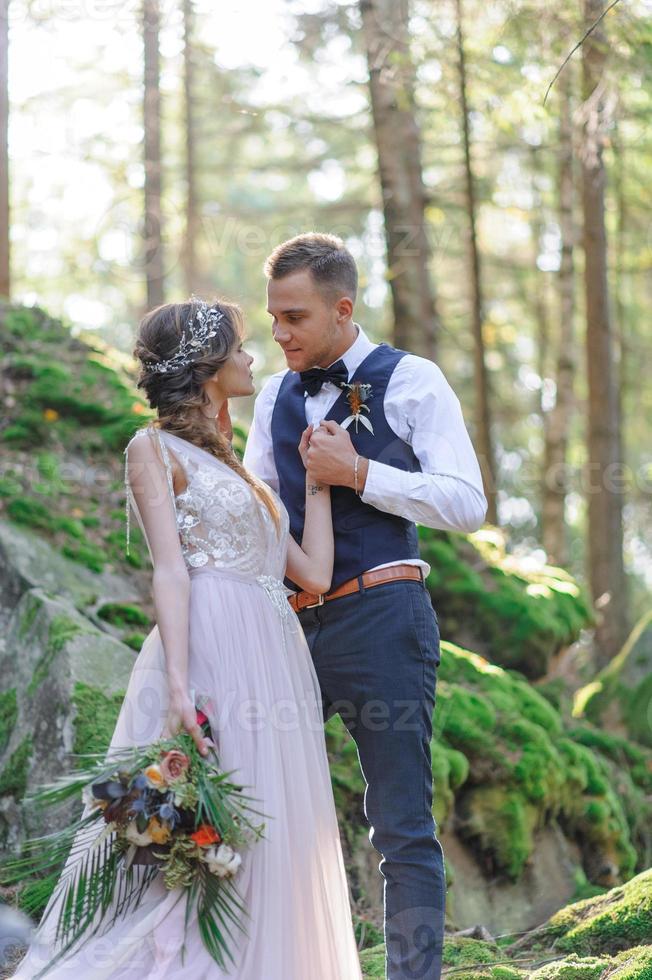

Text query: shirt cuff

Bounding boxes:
[360,459,487,533]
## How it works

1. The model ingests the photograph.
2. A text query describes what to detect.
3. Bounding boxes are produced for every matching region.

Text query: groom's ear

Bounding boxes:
[335,296,353,322]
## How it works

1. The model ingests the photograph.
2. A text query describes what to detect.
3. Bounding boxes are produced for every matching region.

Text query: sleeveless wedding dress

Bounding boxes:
[12,424,363,980]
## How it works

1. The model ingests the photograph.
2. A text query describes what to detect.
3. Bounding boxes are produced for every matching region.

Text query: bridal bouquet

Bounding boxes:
[1,709,267,976]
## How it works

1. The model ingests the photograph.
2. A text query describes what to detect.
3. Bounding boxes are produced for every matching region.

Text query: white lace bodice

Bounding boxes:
[123,426,290,583]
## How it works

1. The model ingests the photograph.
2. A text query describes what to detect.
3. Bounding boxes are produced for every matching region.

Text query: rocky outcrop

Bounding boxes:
[328,639,652,945]
[419,526,593,679]
[1,303,650,973]
[0,586,136,851]
[361,869,652,977]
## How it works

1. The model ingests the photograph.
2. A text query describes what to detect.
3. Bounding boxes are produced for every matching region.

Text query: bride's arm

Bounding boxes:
[125,431,208,755]
[284,424,334,595]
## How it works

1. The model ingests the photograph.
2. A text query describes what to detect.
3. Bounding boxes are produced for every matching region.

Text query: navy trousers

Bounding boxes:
[297,576,446,980]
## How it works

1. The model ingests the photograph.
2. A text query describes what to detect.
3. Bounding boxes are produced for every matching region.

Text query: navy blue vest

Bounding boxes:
[271,343,422,591]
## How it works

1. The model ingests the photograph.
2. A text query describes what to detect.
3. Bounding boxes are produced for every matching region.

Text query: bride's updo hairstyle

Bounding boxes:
[133,297,280,532]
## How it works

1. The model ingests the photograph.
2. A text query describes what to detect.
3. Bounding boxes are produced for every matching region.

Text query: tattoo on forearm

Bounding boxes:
[308,482,324,495]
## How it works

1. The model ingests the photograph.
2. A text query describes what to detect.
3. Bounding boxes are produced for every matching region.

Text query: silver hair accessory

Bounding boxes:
[143,298,225,374]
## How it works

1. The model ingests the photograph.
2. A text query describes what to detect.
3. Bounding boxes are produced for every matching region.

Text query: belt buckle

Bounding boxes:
[304,593,325,609]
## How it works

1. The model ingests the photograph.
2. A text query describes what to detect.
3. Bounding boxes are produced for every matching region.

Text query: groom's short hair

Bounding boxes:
[264,233,358,303]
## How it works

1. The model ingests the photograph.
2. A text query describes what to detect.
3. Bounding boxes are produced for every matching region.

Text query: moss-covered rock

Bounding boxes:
[122,631,147,651]
[434,642,643,884]
[0,302,649,959]
[26,614,88,696]
[361,900,652,979]
[0,735,33,798]
[573,610,652,748]
[323,638,650,941]
[419,527,593,679]
[0,587,135,851]
[0,519,137,614]
[0,687,18,755]
[0,303,152,580]
[97,601,150,629]
[71,682,126,759]
[524,867,652,956]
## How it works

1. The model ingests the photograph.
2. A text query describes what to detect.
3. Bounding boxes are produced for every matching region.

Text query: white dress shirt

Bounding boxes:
[243,323,488,582]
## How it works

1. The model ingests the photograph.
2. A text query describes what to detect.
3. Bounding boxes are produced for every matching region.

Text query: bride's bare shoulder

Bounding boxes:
[125,426,186,494]
[126,424,155,448]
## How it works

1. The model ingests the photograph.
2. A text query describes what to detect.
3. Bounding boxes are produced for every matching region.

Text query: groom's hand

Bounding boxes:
[306,420,369,492]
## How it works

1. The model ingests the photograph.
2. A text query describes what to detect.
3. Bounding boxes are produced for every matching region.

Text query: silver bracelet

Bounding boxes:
[354,454,360,495]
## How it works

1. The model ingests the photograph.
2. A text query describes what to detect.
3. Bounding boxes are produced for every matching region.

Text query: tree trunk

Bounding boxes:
[542,66,577,566]
[182,0,199,297]
[580,0,628,665]
[612,115,627,556]
[143,0,164,309]
[454,0,497,524]
[359,0,440,360]
[0,0,9,300]
[530,147,550,426]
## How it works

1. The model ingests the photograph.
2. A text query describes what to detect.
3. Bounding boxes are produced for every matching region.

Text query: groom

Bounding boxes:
[244,233,487,979]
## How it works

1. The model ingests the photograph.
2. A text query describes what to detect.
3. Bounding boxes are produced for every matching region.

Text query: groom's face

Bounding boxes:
[267,270,344,372]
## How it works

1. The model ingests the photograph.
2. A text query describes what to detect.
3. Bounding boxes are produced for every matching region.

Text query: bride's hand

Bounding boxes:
[298,424,314,470]
[164,691,209,757]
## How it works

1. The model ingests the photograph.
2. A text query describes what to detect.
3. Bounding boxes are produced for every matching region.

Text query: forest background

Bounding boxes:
[3,0,651,707]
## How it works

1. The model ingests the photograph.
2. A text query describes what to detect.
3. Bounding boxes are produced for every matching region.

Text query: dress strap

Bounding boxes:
[154,428,178,507]
[123,426,178,558]
[123,444,132,557]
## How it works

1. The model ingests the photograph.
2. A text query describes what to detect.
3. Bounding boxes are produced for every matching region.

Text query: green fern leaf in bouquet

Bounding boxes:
[0,710,268,978]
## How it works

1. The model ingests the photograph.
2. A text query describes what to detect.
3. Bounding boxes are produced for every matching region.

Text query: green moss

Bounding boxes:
[537,868,652,955]
[27,615,85,696]
[36,450,58,473]
[360,938,521,980]
[432,745,469,828]
[5,308,39,338]
[434,643,640,881]
[122,632,146,652]
[443,935,502,968]
[360,944,652,979]
[125,549,145,569]
[1,406,52,448]
[0,735,33,797]
[71,682,125,759]
[0,473,21,497]
[61,541,106,573]
[0,688,17,756]
[458,785,538,879]
[6,496,54,532]
[98,416,147,452]
[360,943,386,978]
[18,593,41,640]
[566,726,652,794]
[353,915,384,951]
[53,515,87,539]
[97,602,150,629]
[419,527,592,679]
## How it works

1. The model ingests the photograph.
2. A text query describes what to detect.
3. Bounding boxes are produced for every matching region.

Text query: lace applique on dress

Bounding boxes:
[123,426,290,584]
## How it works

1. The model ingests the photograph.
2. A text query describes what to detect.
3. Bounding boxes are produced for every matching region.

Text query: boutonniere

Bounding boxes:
[340,382,374,435]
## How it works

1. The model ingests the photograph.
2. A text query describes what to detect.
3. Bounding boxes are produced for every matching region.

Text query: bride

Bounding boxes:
[12,297,363,979]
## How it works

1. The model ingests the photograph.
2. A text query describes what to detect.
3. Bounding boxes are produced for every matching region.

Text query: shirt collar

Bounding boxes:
[325,322,376,380]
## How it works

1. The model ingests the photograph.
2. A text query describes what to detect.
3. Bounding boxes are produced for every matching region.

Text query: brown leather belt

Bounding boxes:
[288,563,424,614]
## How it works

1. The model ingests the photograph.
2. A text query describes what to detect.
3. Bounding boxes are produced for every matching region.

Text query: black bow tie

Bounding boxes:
[299,359,349,397]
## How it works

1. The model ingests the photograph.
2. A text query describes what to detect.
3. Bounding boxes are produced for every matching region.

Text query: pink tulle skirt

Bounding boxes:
[13,566,362,979]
